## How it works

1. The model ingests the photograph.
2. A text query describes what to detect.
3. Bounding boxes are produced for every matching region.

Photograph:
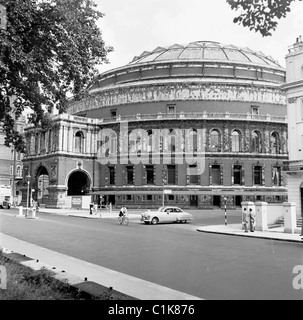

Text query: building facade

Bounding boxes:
[282,36,303,218]
[22,41,288,209]
[0,115,26,205]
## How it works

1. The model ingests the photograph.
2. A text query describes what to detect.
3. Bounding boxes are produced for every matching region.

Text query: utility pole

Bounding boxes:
[223,196,227,226]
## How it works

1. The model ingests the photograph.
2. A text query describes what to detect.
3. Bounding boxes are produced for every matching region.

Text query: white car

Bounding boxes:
[141,206,193,225]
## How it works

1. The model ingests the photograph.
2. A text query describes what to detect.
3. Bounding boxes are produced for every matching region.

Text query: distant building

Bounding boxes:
[0,114,27,205]
[22,41,288,209]
[282,36,303,217]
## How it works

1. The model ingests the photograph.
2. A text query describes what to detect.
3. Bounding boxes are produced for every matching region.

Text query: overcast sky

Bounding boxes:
[94,0,303,73]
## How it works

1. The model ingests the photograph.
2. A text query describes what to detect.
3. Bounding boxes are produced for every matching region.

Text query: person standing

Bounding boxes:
[243,207,249,233]
[249,208,255,232]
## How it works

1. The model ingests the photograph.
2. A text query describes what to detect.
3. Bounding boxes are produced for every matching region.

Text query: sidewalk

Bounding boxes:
[37,207,142,220]
[197,224,303,243]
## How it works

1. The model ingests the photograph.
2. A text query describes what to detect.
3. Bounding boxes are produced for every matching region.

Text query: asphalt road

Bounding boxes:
[0,208,303,300]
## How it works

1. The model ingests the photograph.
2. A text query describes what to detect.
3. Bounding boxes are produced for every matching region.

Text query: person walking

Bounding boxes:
[249,208,255,232]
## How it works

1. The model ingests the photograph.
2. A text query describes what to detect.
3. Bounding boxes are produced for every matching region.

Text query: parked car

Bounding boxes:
[141,206,193,225]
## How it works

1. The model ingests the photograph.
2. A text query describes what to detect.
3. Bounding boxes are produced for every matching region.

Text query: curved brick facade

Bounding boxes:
[22,41,288,209]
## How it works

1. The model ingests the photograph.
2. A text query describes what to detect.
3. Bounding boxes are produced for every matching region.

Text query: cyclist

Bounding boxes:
[118,206,129,225]
[119,206,127,218]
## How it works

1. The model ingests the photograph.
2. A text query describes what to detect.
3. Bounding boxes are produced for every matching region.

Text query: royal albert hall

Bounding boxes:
[22,41,288,209]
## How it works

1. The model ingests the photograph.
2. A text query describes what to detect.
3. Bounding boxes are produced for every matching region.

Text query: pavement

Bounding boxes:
[1,207,302,300]
[196,224,303,243]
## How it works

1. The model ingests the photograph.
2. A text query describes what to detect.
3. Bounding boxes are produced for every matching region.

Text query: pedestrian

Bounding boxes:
[249,208,255,232]
[243,207,249,232]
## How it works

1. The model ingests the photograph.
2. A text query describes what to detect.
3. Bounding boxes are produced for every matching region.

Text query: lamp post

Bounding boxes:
[26,174,31,216]
[223,196,227,226]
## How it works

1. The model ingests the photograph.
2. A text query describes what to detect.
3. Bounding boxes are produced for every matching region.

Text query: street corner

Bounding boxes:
[196,224,303,243]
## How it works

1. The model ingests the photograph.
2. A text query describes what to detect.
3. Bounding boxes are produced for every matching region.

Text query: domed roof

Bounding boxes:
[129,41,282,69]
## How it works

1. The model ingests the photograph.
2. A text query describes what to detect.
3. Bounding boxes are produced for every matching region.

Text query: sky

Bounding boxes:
[93,0,303,74]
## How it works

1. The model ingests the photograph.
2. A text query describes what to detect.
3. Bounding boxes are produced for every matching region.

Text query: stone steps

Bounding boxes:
[270,217,302,228]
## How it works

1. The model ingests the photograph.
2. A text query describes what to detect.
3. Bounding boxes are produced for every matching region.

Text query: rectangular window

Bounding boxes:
[110,110,117,118]
[35,133,39,153]
[251,106,259,115]
[126,195,132,201]
[168,195,175,201]
[233,165,242,185]
[167,104,176,114]
[10,165,13,175]
[189,165,198,185]
[10,149,14,160]
[167,165,176,185]
[40,132,46,153]
[109,167,115,185]
[272,166,281,186]
[211,165,221,185]
[253,166,262,185]
[127,166,134,185]
[146,165,154,184]
[147,194,152,201]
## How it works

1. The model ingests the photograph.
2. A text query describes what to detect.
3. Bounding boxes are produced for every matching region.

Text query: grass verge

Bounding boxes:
[0,250,136,300]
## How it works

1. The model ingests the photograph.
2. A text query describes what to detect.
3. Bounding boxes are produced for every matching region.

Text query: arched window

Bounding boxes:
[252,131,261,153]
[75,131,84,153]
[210,129,220,152]
[231,130,240,152]
[16,165,21,178]
[270,132,279,154]
[168,129,176,153]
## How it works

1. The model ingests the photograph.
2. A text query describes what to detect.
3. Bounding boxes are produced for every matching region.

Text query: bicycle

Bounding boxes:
[118,214,129,226]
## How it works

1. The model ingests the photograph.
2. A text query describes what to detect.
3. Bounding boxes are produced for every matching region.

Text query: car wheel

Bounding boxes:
[151,217,159,225]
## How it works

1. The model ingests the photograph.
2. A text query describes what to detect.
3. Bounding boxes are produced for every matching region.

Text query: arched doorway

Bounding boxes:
[67,171,90,196]
[36,166,49,205]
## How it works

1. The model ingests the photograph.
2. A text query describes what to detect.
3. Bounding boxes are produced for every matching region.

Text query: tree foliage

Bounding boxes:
[0,0,113,151]
[227,0,302,36]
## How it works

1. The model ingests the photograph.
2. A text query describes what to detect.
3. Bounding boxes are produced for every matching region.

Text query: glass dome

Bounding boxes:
[129,41,282,68]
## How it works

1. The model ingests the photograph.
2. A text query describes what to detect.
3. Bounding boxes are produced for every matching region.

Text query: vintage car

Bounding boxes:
[140,206,193,225]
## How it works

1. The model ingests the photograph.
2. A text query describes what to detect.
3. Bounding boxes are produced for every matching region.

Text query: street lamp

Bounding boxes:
[223,196,227,226]
[26,174,31,216]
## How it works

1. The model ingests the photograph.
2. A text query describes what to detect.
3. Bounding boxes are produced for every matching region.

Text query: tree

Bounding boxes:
[0,0,113,151]
[227,0,302,37]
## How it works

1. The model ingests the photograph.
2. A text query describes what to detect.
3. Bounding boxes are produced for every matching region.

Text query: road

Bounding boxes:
[0,208,302,300]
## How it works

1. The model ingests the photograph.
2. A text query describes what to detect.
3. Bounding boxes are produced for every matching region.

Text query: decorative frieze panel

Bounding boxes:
[68,83,286,114]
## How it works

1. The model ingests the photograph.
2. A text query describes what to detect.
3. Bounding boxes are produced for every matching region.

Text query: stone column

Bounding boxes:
[86,129,91,154]
[283,202,297,234]
[255,202,268,231]
[58,126,63,152]
[68,126,73,153]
